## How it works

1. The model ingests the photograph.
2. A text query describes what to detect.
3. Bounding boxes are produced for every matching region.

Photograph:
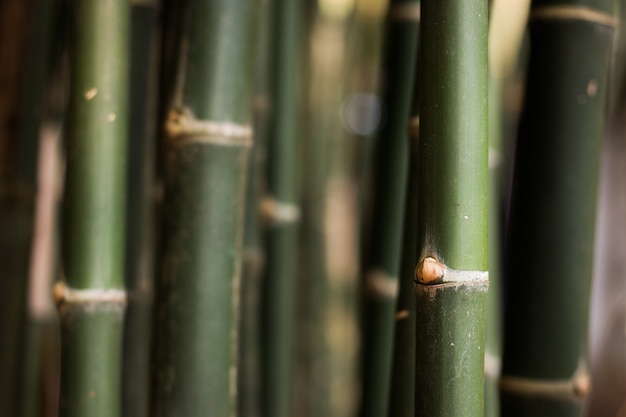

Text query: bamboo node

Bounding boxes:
[415,256,489,285]
[415,257,445,284]
[389,3,420,22]
[500,367,591,401]
[365,269,399,299]
[54,280,127,310]
[165,109,253,148]
[530,6,617,28]
[260,196,301,225]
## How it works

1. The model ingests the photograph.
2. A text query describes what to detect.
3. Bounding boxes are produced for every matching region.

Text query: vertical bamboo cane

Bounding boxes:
[414,0,489,415]
[151,0,256,415]
[58,0,129,416]
[260,0,301,415]
[360,2,419,417]
[122,2,159,417]
[500,1,615,416]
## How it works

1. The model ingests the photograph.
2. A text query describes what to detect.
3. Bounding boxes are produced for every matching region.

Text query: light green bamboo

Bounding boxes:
[58,1,129,416]
[501,0,615,415]
[150,1,257,416]
[122,2,159,417]
[360,2,419,417]
[414,0,489,416]
[260,0,301,416]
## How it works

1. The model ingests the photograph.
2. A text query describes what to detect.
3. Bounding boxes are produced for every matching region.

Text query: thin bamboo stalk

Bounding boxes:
[414,0,489,415]
[122,2,159,417]
[150,0,256,415]
[260,0,301,416]
[58,0,129,416]
[360,2,419,416]
[500,1,615,415]
[388,113,419,417]
[238,1,273,415]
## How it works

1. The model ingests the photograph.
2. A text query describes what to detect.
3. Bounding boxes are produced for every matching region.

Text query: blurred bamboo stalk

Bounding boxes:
[58,0,129,416]
[122,2,159,417]
[150,0,256,415]
[414,0,489,416]
[260,0,302,415]
[500,0,615,415]
[360,1,419,416]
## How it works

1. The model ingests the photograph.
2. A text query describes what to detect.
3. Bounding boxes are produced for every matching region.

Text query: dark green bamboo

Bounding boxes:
[239,1,273,416]
[500,1,615,416]
[360,2,419,417]
[388,114,419,417]
[122,2,158,417]
[415,0,489,415]
[261,0,301,416]
[151,1,256,416]
[59,0,129,416]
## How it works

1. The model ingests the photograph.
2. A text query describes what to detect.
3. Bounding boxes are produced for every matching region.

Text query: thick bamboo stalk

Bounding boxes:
[500,1,615,416]
[150,0,256,416]
[360,2,419,416]
[260,0,301,416]
[58,0,129,416]
[122,2,159,417]
[415,0,489,415]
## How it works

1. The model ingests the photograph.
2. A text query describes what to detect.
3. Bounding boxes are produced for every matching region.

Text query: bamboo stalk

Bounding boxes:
[238,1,273,415]
[150,0,256,415]
[260,0,301,416]
[122,2,159,417]
[360,1,419,416]
[500,1,615,415]
[58,0,129,416]
[388,114,420,417]
[414,0,489,415]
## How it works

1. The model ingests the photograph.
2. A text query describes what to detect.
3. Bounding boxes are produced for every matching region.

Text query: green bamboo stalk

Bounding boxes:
[500,1,615,415]
[122,2,159,417]
[414,0,489,415]
[388,113,419,417]
[238,1,273,416]
[58,0,129,416]
[260,0,301,416]
[360,2,419,416]
[150,0,256,415]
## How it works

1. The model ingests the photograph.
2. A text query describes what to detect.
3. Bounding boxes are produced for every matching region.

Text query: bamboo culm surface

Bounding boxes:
[261,0,301,416]
[415,0,489,416]
[360,1,420,416]
[151,0,256,416]
[501,1,615,415]
[59,1,129,416]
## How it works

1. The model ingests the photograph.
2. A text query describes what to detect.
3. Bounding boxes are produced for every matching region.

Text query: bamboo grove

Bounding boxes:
[1,0,625,416]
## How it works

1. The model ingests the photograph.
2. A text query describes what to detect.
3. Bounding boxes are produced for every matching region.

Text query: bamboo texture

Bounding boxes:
[501,0,615,415]
[415,0,489,416]
[151,0,256,416]
[261,0,301,416]
[122,2,158,417]
[360,1,419,416]
[59,0,129,416]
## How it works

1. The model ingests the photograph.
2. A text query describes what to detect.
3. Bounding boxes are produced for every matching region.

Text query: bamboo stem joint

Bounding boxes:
[165,109,253,148]
[54,281,127,311]
[389,3,421,22]
[260,196,300,225]
[530,6,617,28]
[365,269,399,299]
[415,256,489,285]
